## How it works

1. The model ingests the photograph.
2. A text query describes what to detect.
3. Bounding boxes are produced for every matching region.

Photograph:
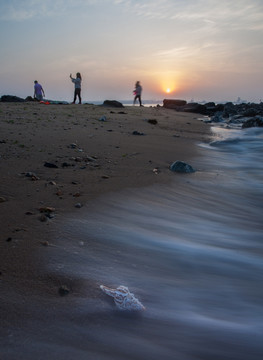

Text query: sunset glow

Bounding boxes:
[0,0,262,102]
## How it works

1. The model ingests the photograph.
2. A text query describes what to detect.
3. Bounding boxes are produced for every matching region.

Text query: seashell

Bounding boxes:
[100,285,145,311]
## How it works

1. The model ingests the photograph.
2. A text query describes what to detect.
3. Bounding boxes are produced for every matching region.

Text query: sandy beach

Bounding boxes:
[0,102,211,359]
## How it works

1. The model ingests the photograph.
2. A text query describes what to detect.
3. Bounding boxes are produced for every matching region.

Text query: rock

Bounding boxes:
[44,162,58,168]
[169,161,195,173]
[163,99,187,109]
[59,285,70,296]
[99,116,107,121]
[25,172,40,180]
[0,196,7,203]
[102,100,124,108]
[242,116,263,128]
[182,103,207,115]
[1,95,25,102]
[132,130,145,136]
[39,206,55,213]
[147,119,158,125]
[25,96,35,102]
[75,203,83,208]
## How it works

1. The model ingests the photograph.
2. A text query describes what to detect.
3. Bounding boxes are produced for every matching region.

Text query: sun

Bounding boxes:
[166,88,171,93]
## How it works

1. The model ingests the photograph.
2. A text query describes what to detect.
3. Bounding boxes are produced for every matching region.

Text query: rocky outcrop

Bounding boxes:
[102,100,124,108]
[1,95,25,102]
[163,99,187,109]
[211,102,263,128]
[242,116,263,128]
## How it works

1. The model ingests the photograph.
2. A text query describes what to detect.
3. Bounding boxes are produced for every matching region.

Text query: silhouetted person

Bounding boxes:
[133,81,142,106]
[70,72,82,104]
[34,80,45,101]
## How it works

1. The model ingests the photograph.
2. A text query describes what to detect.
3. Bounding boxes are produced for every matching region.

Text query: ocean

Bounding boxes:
[39,121,263,359]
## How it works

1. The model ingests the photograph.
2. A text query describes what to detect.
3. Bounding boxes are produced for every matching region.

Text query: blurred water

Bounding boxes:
[44,125,263,359]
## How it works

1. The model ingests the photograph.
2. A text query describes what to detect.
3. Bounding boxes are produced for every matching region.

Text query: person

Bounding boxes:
[133,81,142,106]
[34,80,45,101]
[70,72,82,104]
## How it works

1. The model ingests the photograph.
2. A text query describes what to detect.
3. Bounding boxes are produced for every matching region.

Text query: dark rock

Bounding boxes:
[169,161,195,173]
[242,117,263,129]
[242,108,258,117]
[62,162,72,168]
[59,285,70,296]
[44,162,58,168]
[163,99,187,109]
[147,119,158,125]
[1,95,25,102]
[25,96,36,102]
[182,103,207,115]
[132,131,145,136]
[211,111,224,122]
[103,100,124,108]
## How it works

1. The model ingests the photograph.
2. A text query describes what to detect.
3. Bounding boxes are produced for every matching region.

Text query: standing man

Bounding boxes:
[34,80,45,101]
[70,72,82,104]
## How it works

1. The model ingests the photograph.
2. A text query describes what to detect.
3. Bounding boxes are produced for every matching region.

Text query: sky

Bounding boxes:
[0,0,263,103]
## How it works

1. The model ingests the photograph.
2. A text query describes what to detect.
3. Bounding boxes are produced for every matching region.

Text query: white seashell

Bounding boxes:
[100,285,145,311]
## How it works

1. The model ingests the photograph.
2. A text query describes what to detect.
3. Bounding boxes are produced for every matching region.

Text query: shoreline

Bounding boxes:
[0,102,211,357]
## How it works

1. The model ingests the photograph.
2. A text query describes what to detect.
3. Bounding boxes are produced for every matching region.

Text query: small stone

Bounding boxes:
[101,175,109,179]
[6,237,12,242]
[39,207,55,213]
[39,214,48,222]
[132,130,145,136]
[169,161,195,173]
[59,285,70,296]
[75,203,83,208]
[40,241,49,246]
[0,196,7,203]
[44,162,58,168]
[147,119,158,125]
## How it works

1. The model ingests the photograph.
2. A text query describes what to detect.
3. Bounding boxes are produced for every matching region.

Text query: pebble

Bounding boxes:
[59,285,70,296]
[75,203,83,208]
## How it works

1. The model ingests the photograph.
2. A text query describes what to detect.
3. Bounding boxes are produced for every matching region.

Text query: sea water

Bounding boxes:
[40,124,263,359]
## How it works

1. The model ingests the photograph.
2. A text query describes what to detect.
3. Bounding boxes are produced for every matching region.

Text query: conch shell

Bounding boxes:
[100,285,145,311]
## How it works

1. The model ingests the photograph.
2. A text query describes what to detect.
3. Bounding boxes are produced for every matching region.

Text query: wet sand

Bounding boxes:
[0,102,211,359]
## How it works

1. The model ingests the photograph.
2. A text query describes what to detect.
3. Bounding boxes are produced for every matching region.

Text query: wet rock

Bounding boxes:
[99,116,107,122]
[242,116,263,128]
[169,161,195,173]
[102,100,124,108]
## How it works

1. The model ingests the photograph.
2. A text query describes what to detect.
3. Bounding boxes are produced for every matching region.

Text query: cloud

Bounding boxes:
[0,0,102,21]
